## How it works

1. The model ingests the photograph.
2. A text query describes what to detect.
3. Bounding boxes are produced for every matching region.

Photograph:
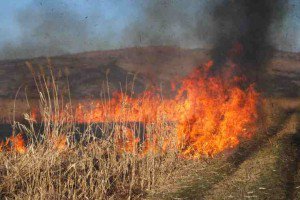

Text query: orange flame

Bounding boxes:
[70,61,258,157]
[8,133,27,154]
[0,133,67,154]
[28,60,259,158]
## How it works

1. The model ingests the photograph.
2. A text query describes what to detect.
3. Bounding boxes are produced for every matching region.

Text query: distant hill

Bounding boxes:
[0,46,299,99]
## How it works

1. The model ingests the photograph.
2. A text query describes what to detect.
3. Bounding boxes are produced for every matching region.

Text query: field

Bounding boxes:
[0,46,299,199]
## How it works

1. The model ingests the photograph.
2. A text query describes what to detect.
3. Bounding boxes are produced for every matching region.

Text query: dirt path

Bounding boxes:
[149,107,299,200]
[282,112,300,199]
[204,112,298,200]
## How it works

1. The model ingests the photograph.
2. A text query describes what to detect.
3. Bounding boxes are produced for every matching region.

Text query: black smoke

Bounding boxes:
[210,0,287,82]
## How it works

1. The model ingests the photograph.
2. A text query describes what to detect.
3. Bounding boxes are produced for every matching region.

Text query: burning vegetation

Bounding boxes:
[0,54,261,198]
[24,59,259,158]
[77,61,258,157]
[0,0,296,199]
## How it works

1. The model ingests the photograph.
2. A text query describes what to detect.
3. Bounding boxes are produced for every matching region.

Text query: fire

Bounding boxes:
[176,75,257,157]
[21,60,259,158]
[6,133,27,154]
[70,60,259,157]
[0,133,67,154]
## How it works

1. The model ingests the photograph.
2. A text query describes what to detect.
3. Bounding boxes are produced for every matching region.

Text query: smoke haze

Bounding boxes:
[0,0,294,60]
[210,0,287,80]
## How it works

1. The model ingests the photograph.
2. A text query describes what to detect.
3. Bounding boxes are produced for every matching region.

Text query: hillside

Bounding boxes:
[0,46,299,99]
[0,46,208,99]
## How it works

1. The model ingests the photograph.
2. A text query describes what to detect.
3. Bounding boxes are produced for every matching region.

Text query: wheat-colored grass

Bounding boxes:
[0,62,183,200]
[1,61,297,199]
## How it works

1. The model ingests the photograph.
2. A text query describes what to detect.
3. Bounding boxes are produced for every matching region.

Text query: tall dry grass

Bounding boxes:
[0,61,181,199]
[1,60,291,199]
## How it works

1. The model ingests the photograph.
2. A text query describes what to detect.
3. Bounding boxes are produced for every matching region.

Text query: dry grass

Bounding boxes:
[0,61,298,199]
[148,98,299,199]
[0,62,184,200]
[204,113,299,200]
[0,139,181,199]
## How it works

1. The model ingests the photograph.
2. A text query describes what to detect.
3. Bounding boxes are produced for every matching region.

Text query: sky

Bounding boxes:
[0,0,299,60]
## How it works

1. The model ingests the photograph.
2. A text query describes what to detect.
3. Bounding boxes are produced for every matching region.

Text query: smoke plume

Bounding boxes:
[0,0,290,64]
[209,0,287,82]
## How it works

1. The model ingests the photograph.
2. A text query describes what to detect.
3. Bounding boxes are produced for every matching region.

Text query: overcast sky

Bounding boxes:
[0,0,299,60]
